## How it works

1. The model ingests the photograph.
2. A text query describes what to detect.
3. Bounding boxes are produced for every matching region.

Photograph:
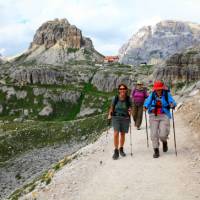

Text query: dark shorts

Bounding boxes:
[112,116,130,133]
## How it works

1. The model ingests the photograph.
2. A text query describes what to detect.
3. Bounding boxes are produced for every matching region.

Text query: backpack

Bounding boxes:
[112,95,131,116]
[151,90,170,116]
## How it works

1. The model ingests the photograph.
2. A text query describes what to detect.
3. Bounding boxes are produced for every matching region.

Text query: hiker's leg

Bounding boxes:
[136,104,143,128]
[120,132,125,148]
[114,130,119,149]
[149,114,160,148]
[159,114,170,142]
[132,103,138,125]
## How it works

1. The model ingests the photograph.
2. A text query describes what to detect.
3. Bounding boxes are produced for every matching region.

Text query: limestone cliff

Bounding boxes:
[119,20,200,65]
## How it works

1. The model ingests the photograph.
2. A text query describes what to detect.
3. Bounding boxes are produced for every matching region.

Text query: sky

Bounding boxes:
[1,0,200,57]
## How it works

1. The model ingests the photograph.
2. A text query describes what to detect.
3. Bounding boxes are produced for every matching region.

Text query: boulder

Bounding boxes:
[39,106,53,116]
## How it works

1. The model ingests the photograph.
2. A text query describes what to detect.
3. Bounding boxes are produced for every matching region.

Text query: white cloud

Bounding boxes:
[0,48,6,55]
[1,0,200,56]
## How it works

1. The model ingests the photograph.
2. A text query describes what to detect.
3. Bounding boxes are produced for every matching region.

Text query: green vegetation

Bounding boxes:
[0,113,107,164]
[139,64,154,75]
[67,48,79,53]
[186,50,198,55]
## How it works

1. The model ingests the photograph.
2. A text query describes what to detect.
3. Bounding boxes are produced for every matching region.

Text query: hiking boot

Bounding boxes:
[163,141,168,152]
[112,149,119,160]
[119,147,126,157]
[153,148,160,158]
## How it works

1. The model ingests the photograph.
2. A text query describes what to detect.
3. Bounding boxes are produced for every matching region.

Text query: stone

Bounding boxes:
[16,90,27,99]
[0,104,3,114]
[39,106,53,116]
[24,109,29,116]
[13,117,24,123]
[189,89,199,97]
[78,108,97,117]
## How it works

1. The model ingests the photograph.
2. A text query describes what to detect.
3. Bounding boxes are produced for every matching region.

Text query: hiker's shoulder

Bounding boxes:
[111,95,118,103]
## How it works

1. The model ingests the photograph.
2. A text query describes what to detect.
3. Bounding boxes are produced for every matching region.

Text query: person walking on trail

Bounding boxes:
[144,80,177,158]
[108,84,132,160]
[131,81,148,130]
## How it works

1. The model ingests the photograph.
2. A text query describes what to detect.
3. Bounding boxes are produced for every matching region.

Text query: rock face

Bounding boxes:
[17,18,104,65]
[9,65,94,85]
[154,45,200,83]
[30,18,83,49]
[119,20,200,65]
[91,70,135,92]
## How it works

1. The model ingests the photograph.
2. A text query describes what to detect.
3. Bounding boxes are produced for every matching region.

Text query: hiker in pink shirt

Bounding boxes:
[131,81,148,130]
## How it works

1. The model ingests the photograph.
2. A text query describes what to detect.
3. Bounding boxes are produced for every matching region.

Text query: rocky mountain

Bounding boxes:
[17,18,104,65]
[154,45,200,85]
[119,20,200,65]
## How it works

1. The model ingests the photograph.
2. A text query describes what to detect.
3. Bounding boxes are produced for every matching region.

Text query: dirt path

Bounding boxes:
[21,113,200,200]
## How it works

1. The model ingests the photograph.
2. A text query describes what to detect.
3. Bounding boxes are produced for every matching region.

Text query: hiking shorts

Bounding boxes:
[112,116,130,133]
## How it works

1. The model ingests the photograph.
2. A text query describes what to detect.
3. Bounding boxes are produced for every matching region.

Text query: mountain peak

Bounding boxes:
[14,18,104,65]
[30,18,86,50]
[119,20,200,65]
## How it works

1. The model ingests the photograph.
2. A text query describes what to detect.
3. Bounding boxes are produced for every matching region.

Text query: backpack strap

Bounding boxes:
[125,95,131,108]
[163,90,170,109]
[112,95,119,116]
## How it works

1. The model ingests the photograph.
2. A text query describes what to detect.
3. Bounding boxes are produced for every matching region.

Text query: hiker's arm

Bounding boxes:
[144,89,149,98]
[108,97,115,119]
[168,92,177,108]
[144,93,153,110]
[108,106,114,119]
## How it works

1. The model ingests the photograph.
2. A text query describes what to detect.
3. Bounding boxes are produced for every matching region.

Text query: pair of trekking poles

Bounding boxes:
[129,109,177,156]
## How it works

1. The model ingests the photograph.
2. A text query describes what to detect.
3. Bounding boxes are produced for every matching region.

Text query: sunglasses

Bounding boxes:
[119,87,127,90]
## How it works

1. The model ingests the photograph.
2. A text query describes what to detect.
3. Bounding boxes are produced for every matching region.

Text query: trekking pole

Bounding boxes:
[144,111,149,148]
[172,109,178,156]
[129,116,133,156]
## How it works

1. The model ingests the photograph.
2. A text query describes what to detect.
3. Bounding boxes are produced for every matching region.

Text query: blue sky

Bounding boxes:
[1,0,200,57]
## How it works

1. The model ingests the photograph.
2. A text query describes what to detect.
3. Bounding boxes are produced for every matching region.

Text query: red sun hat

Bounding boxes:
[152,81,165,91]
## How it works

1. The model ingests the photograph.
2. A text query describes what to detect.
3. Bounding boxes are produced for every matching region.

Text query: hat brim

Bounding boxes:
[152,86,164,91]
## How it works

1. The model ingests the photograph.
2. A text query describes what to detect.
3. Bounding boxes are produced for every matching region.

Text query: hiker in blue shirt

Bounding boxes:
[144,80,177,158]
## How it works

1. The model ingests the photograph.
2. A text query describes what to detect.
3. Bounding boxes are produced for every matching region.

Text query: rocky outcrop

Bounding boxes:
[91,71,135,92]
[154,45,200,83]
[91,65,145,92]
[30,18,83,49]
[119,20,200,65]
[14,18,104,65]
[9,65,94,85]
